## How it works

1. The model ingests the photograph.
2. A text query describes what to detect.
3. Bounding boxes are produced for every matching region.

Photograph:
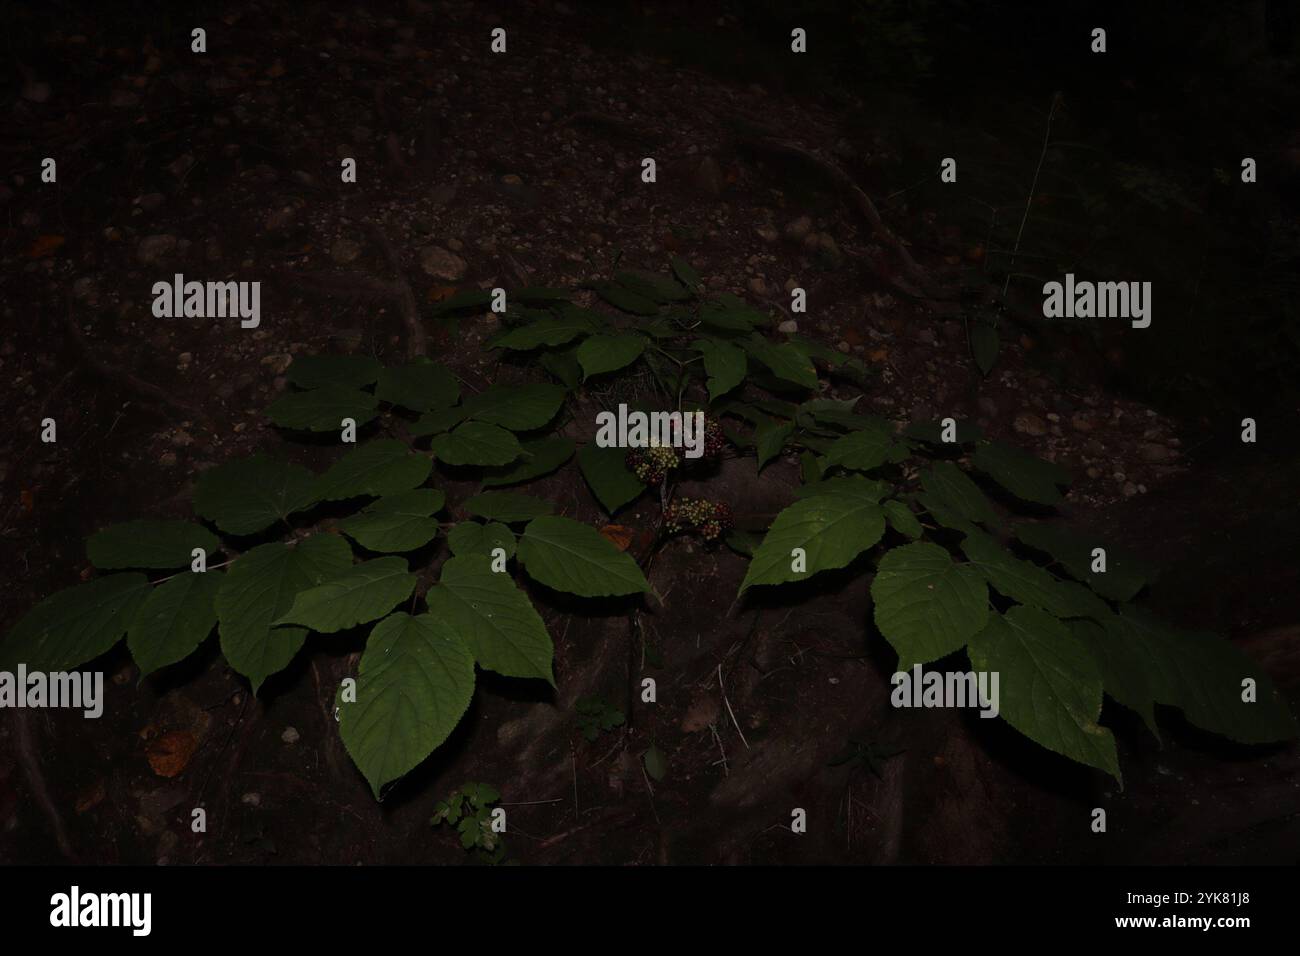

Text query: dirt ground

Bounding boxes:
[1,0,1297,865]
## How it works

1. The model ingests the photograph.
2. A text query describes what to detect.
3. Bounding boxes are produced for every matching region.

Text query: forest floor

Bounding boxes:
[1,0,1297,864]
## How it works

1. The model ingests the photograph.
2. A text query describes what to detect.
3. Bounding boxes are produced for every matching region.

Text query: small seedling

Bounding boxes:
[575,695,626,741]
[431,782,506,863]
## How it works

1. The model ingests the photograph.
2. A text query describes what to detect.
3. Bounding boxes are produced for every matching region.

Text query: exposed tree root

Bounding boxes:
[14,710,77,861]
[61,302,211,424]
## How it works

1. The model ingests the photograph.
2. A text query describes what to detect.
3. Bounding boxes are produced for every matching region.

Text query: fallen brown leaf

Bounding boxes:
[29,235,65,258]
[146,730,198,778]
[599,524,634,551]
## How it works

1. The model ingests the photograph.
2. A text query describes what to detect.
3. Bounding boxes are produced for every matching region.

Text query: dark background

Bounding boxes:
[1,0,1297,865]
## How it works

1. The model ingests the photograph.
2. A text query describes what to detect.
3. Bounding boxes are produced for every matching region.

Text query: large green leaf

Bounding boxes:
[1014,523,1151,603]
[0,573,150,672]
[670,256,702,294]
[577,333,646,380]
[482,436,575,487]
[795,476,890,502]
[882,499,923,540]
[594,282,659,315]
[463,491,554,524]
[273,557,416,633]
[426,557,553,681]
[315,439,432,501]
[821,422,907,473]
[338,612,475,797]
[337,489,444,553]
[1069,618,1160,741]
[87,520,220,570]
[193,454,321,535]
[517,515,649,597]
[754,418,794,472]
[870,542,988,668]
[968,605,1121,781]
[742,333,817,389]
[692,338,746,402]
[615,269,693,304]
[446,522,516,561]
[492,312,599,350]
[577,444,646,514]
[266,385,379,432]
[286,354,383,390]
[410,406,468,438]
[920,462,1001,528]
[461,382,567,431]
[1098,609,1296,744]
[375,361,460,411]
[973,441,1071,506]
[961,530,1111,621]
[127,571,223,677]
[431,422,525,467]
[216,534,352,692]
[740,492,886,592]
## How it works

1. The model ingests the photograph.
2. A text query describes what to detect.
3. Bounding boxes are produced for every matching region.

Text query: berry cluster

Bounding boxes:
[664,497,734,541]
[627,445,681,484]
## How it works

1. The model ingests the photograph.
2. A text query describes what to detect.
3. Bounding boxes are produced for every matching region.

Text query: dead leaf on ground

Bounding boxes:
[599,524,634,551]
[680,691,721,733]
[29,235,65,258]
[75,779,107,813]
[146,730,198,778]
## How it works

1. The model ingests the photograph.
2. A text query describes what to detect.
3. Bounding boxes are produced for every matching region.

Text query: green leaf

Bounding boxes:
[577,333,647,380]
[743,333,817,389]
[740,493,886,592]
[973,441,1071,506]
[463,491,555,524]
[594,282,659,315]
[410,406,468,438]
[482,437,575,487]
[968,605,1120,782]
[446,522,516,561]
[266,385,379,432]
[577,444,646,514]
[337,488,444,553]
[461,382,567,431]
[1069,618,1160,741]
[882,500,923,540]
[425,557,553,682]
[315,439,432,501]
[217,535,353,692]
[754,418,794,472]
[723,529,761,557]
[286,354,383,390]
[375,361,460,411]
[87,520,220,570]
[615,269,693,303]
[1014,523,1151,603]
[513,286,573,304]
[692,338,746,402]
[431,422,525,467]
[821,421,907,473]
[273,557,416,633]
[920,462,1001,528]
[795,476,890,502]
[870,542,989,668]
[970,322,999,376]
[193,454,321,536]
[0,573,150,672]
[644,744,668,781]
[491,313,599,350]
[338,612,475,798]
[670,256,702,294]
[698,297,765,333]
[127,571,223,677]
[517,516,650,597]
[539,343,584,388]
[1098,609,1296,744]
[960,530,1110,621]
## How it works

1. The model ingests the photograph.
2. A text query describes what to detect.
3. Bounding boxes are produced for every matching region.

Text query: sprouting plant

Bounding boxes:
[828,738,906,779]
[575,695,626,741]
[3,258,1292,805]
[431,782,506,863]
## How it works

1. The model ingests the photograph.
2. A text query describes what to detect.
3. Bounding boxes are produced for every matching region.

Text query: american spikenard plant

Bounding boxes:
[4,258,1293,797]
